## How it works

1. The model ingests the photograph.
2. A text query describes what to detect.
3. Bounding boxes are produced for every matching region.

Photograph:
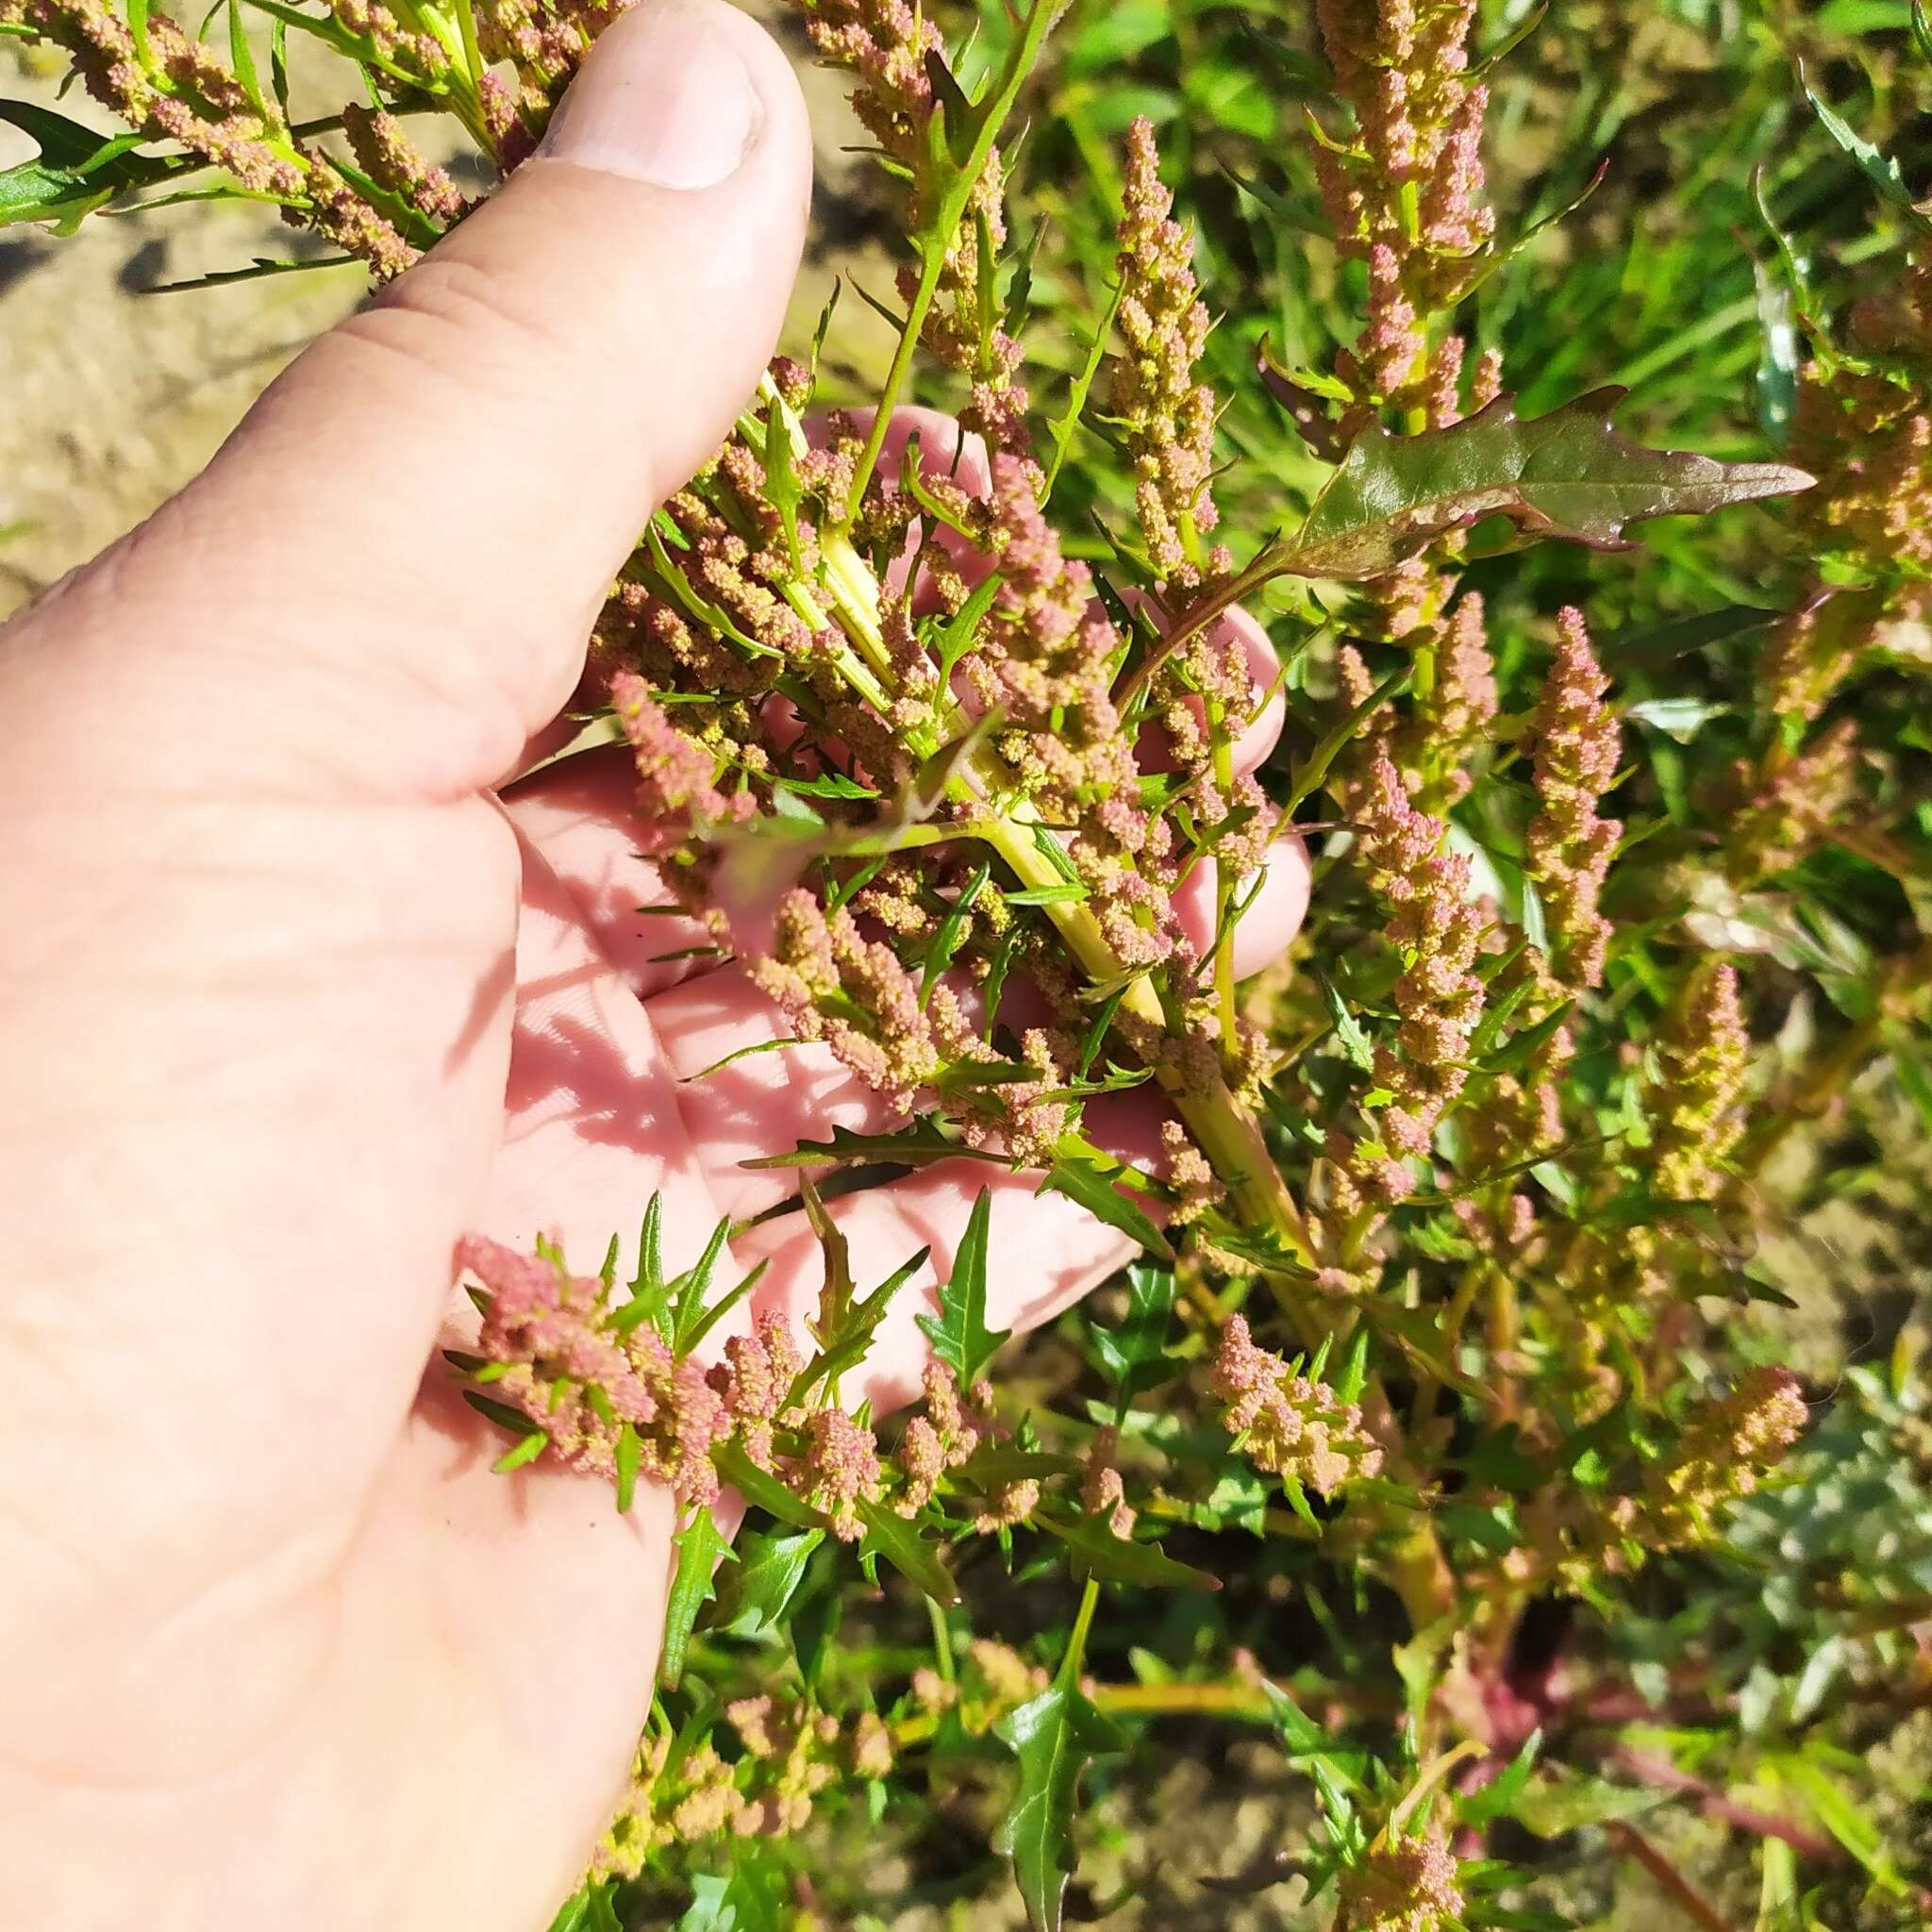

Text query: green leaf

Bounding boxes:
[795,1243,923,1398]
[226,0,273,124]
[915,1187,1009,1386]
[712,1527,824,1638]
[613,1421,641,1514]
[464,1388,539,1441]
[659,1506,726,1690]
[1260,1680,1366,1823]
[1040,1515,1222,1591]
[1458,1729,1542,1828]
[1331,1326,1370,1408]
[0,102,184,233]
[491,1426,549,1474]
[1797,61,1932,236]
[610,1193,671,1339]
[770,768,879,800]
[1040,1157,1174,1260]
[743,1116,1006,1170]
[1779,1758,1906,1890]
[992,1685,1130,1932]
[713,1438,828,1530]
[1089,1261,1176,1415]
[935,570,1004,680]
[1510,1776,1666,1837]
[666,1214,745,1353]
[1322,977,1375,1073]
[856,1497,959,1605]
[1278,391,1813,581]
[923,859,991,998]
[1483,1000,1574,1076]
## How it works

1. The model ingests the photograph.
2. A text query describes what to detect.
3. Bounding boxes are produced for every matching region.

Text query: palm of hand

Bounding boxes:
[0,13,1307,1928]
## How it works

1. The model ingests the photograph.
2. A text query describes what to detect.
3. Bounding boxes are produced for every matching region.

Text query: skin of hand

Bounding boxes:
[0,5,1307,1925]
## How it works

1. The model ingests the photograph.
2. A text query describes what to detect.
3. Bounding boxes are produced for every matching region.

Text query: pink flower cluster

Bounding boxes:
[458,1235,730,1504]
[1208,1315,1383,1497]
[1312,0,1497,408]
[1526,608,1622,989]
[1112,117,1226,587]
[1341,758,1488,1205]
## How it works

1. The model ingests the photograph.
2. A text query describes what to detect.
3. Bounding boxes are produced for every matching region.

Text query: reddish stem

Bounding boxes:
[1607,1824,1737,1932]
[1611,1749,1839,1862]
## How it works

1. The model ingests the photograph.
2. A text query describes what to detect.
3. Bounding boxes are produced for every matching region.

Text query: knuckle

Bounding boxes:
[328,250,580,414]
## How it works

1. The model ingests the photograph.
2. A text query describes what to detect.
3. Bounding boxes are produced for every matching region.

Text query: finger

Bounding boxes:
[1132,600,1287,778]
[734,1161,1133,1417]
[5,0,813,803]
[644,962,900,1217]
[503,744,717,1000]
[1173,833,1313,981]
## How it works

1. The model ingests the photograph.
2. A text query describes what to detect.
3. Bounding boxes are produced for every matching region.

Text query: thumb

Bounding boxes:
[29,0,811,797]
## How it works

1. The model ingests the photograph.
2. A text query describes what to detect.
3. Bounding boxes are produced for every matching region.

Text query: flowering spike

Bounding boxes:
[1112,116,1224,587]
[1526,607,1622,989]
[1208,1314,1383,1496]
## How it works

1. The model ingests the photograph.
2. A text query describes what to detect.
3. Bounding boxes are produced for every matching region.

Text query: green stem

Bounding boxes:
[839,0,1060,521]
[1057,1575,1102,1690]
[844,244,949,525]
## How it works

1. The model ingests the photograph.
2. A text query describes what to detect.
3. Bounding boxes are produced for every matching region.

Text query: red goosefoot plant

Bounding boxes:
[5,0,1932,1924]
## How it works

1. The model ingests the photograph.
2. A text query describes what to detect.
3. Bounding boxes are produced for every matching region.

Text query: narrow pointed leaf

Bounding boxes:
[659,1506,726,1689]
[712,1527,824,1638]
[1040,1157,1173,1260]
[1797,62,1932,237]
[1040,1515,1221,1591]
[856,1497,959,1605]
[915,1187,1009,1386]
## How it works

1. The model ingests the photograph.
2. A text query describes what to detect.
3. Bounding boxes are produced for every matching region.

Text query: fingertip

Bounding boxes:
[1230,833,1312,979]
[1174,832,1312,979]
[1220,604,1288,775]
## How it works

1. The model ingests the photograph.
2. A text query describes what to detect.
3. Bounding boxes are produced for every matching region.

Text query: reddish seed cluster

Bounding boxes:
[611,672,757,849]
[599,1690,895,1872]
[1312,0,1495,408]
[1208,1315,1383,1497]
[1724,717,1860,887]
[1113,117,1227,587]
[711,1308,805,1473]
[1340,758,1488,1205]
[1080,1426,1137,1538]
[471,0,639,124]
[1526,608,1623,990]
[896,1360,991,1512]
[458,1235,730,1505]
[752,888,975,1114]
[1646,959,1749,1204]
[795,0,1022,445]
[1592,1367,1808,1570]
[343,106,467,226]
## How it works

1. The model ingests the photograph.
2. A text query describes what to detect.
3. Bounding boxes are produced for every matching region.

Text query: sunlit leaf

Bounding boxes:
[1277,391,1812,580]
[993,1684,1129,1932]
[916,1187,1010,1386]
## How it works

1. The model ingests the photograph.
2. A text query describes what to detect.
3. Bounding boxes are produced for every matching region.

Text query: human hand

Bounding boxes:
[0,6,1305,1924]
